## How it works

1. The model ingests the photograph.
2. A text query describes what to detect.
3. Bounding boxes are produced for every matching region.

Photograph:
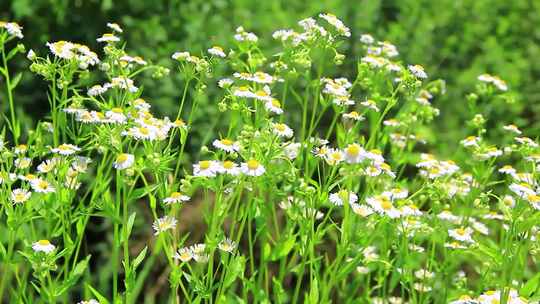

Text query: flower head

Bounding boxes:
[114,153,135,170]
[241,159,265,176]
[32,239,56,254]
[163,192,190,205]
[152,216,177,235]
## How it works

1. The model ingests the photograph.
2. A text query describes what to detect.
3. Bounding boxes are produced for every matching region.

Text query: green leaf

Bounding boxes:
[308,278,319,304]
[133,246,147,270]
[521,272,540,298]
[121,212,136,243]
[271,235,296,261]
[10,73,22,90]
[56,256,91,296]
[223,256,245,289]
[86,284,110,304]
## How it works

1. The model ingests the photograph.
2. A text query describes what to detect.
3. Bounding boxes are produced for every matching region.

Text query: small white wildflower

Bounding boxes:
[32,240,56,254]
[152,216,177,235]
[113,153,135,170]
[240,159,265,176]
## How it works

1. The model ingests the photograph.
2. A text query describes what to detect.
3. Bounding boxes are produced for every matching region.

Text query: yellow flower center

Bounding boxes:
[199,161,211,170]
[456,228,466,236]
[139,127,150,135]
[330,152,342,160]
[38,240,50,246]
[527,194,540,203]
[381,198,392,210]
[247,159,259,170]
[271,99,281,108]
[38,181,49,189]
[338,190,349,202]
[223,161,234,169]
[116,154,129,163]
[220,139,233,146]
[275,124,286,132]
[346,144,360,156]
[170,192,182,198]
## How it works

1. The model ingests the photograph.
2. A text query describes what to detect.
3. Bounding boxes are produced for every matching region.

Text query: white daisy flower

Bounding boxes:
[4,22,24,39]
[233,26,258,42]
[218,238,237,253]
[399,204,423,217]
[509,183,536,198]
[448,227,474,243]
[51,143,81,155]
[252,86,273,102]
[408,64,427,79]
[114,153,135,170]
[498,165,516,175]
[503,124,521,134]
[152,216,177,235]
[366,194,401,218]
[163,192,190,205]
[124,126,158,141]
[174,247,194,262]
[32,239,56,254]
[359,34,375,44]
[501,195,516,208]
[218,161,241,176]
[264,99,283,114]
[240,159,265,176]
[97,33,120,43]
[364,166,382,177]
[172,51,190,61]
[461,136,480,147]
[105,108,127,124]
[14,144,28,154]
[343,143,365,164]
[212,138,240,153]
[107,22,123,33]
[350,203,374,217]
[233,86,255,98]
[329,190,358,206]
[14,157,32,169]
[273,123,294,138]
[360,99,380,112]
[324,148,345,165]
[218,78,234,88]
[343,111,365,121]
[193,160,219,177]
[208,46,226,58]
[318,13,350,37]
[283,142,301,160]
[437,210,461,223]
[11,188,31,204]
[30,178,56,193]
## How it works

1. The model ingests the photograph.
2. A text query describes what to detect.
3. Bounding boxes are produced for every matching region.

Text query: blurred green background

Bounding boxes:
[1,0,540,154]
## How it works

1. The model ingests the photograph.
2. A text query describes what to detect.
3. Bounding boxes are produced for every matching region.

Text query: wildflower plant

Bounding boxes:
[0,14,539,304]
